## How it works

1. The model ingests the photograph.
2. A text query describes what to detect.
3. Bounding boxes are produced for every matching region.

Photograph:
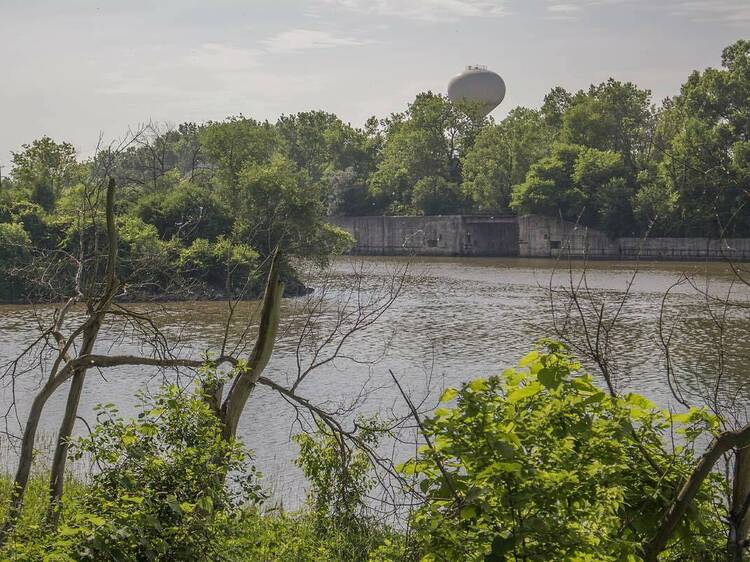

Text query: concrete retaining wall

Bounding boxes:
[331,215,518,257]
[619,237,750,261]
[331,214,750,261]
[517,215,617,258]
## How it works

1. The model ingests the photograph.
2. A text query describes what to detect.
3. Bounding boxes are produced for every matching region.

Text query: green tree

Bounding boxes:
[327,167,373,216]
[412,176,463,215]
[277,111,380,215]
[510,144,586,219]
[654,40,750,236]
[10,137,78,211]
[277,111,341,184]
[511,144,632,236]
[230,153,351,261]
[369,92,485,214]
[561,79,655,173]
[200,116,283,189]
[135,180,229,242]
[540,86,573,130]
[462,108,552,212]
[0,222,32,301]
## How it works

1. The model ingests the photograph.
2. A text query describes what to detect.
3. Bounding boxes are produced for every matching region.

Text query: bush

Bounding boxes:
[0,221,33,301]
[8,380,263,561]
[396,342,726,561]
[293,420,389,561]
[178,236,259,291]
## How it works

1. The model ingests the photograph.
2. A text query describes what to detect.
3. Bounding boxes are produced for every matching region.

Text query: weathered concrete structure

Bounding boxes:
[331,215,518,257]
[331,214,750,261]
[517,215,750,261]
[517,215,617,258]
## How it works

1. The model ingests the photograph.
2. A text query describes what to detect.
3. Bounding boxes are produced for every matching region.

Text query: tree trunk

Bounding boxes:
[46,322,100,526]
[0,378,64,545]
[45,180,117,526]
[729,446,750,561]
[219,252,283,441]
[644,424,750,561]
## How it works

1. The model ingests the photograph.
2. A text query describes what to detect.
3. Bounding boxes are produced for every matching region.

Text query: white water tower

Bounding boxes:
[447,65,506,116]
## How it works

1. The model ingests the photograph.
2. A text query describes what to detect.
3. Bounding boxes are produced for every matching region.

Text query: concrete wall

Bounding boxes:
[331,214,750,261]
[619,237,750,261]
[331,215,518,257]
[517,215,617,258]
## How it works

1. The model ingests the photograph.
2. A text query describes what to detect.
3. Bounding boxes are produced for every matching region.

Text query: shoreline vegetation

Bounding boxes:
[0,346,732,561]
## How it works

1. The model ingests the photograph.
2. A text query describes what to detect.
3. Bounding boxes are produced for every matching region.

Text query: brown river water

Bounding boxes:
[1,256,749,504]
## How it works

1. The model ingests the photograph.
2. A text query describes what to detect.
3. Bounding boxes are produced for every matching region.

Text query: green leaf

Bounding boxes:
[485,534,515,561]
[85,515,106,526]
[121,433,137,447]
[468,379,489,392]
[180,501,196,514]
[581,391,606,406]
[537,366,563,389]
[58,525,81,536]
[507,381,542,403]
[439,388,459,403]
[625,393,656,410]
[518,350,539,367]
[166,494,182,514]
[460,505,477,520]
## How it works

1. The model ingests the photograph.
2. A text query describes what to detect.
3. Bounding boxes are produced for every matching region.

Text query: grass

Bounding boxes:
[0,472,401,562]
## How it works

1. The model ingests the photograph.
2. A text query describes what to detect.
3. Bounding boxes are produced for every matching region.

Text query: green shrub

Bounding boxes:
[395,342,726,562]
[178,236,259,290]
[0,221,33,301]
[293,420,389,561]
[3,381,263,561]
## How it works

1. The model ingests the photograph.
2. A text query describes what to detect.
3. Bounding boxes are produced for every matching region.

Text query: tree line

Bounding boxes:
[1,39,748,302]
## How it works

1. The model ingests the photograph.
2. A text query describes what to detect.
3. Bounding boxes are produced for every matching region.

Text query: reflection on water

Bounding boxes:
[1,256,749,504]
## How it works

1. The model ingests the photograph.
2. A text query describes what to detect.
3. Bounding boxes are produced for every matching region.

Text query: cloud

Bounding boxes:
[184,43,262,70]
[544,0,749,22]
[548,4,583,13]
[543,0,628,20]
[319,0,506,22]
[262,29,371,54]
[667,0,750,22]
[96,41,325,104]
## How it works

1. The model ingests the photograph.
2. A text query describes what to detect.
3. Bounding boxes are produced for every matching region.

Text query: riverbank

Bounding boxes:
[0,275,313,306]
[331,214,750,261]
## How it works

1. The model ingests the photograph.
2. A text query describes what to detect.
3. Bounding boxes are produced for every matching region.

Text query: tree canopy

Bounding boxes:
[1,40,748,302]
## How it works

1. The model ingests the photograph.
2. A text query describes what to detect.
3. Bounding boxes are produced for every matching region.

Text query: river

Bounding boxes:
[1,256,749,505]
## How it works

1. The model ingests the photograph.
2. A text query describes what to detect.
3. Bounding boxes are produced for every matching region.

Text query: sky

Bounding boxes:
[0,0,747,168]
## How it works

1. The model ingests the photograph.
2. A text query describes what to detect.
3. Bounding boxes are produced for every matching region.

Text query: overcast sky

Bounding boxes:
[0,0,747,166]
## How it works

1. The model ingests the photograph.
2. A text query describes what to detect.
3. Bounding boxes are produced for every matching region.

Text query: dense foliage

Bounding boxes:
[0,384,392,561]
[1,343,733,561]
[0,117,353,302]
[3,383,264,561]
[389,343,727,561]
[0,40,746,301]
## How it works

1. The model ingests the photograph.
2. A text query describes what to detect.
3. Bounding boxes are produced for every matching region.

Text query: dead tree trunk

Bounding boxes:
[45,324,100,526]
[644,423,750,561]
[729,446,750,561]
[218,251,283,441]
[0,178,120,544]
[46,177,119,526]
